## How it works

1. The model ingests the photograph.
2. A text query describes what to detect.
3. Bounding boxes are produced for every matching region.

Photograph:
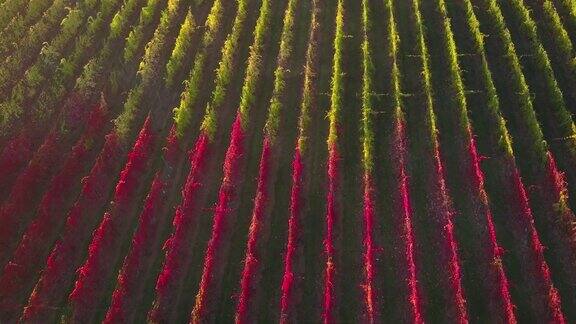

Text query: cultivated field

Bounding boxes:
[0,0,576,322]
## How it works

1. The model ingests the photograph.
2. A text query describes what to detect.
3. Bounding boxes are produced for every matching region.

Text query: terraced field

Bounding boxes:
[1,0,576,322]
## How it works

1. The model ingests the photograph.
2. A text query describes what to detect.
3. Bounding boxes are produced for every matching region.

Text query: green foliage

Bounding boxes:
[165,10,195,87]
[116,0,186,139]
[110,0,141,39]
[200,0,252,140]
[80,0,100,10]
[0,0,75,127]
[456,0,514,157]
[109,69,121,94]
[295,0,320,153]
[0,0,27,30]
[0,0,69,88]
[499,0,576,219]
[427,0,472,136]
[552,0,576,42]
[100,0,117,16]
[238,0,272,129]
[109,11,124,38]
[141,0,158,23]
[411,0,439,146]
[361,0,375,172]
[505,0,576,149]
[124,0,161,62]
[75,59,99,95]
[59,57,75,79]
[0,0,52,57]
[172,0,223,137]
[26,57,51,88]
[386,0,404,125]
[327,0,344,147]
[0,100,22,130]
[0,16,26,55]
[477,0,548,166]
[36,82,65,122]
[137,1,174,80]
[533,0,576,122]
[115,86,144,138]
[263,0,298,142]
[68,0,120,96]
[24,0,51,24]
[0,0,120,133]
[60,8,83,36]
[542,1,575,65]
[174,53,205,136]
[202,0,223,45]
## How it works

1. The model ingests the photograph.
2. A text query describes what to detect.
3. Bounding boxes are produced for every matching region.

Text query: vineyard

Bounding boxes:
[1,0,576,322]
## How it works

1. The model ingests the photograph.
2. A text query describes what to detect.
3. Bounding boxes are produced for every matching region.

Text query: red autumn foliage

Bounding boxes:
[429,151,467,324]
[164,125,182,165]
[0,131,62,269]
[105,125,185,324]
[280,147,303,323]
[411,136,467,323]
[236,138,273,324]
[104,177,167,323]
[22,132,124,323]
[533,152,576,316]
[69,116,156,322]
[361,174,376,323]
[0,93,91,203]
[499,156,565,322]
[388,118,422,323]
[0,102,108,322]
[322,143,339,324]
[464,134,516,322]
[149,132,211,323]
[541,152,576,245]
[191,116,246,323]
[0,96,103,272]
[0,130,34,202]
